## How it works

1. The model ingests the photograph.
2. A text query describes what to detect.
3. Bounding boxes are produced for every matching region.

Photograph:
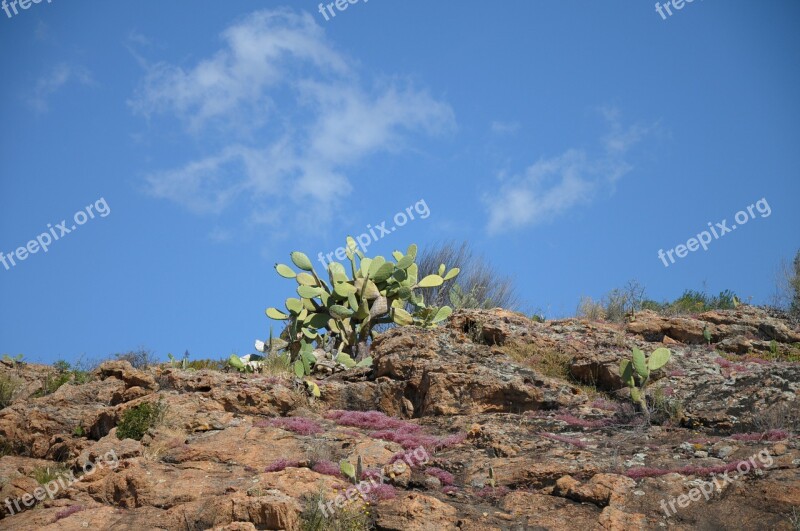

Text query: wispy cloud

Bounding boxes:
[484,109,651,234]
[30,63,93,113]
[491,120,520,135]
[127,30,152,47]
[130,9,454,232]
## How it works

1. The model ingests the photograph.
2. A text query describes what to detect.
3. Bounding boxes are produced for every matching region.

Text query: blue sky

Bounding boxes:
[1,1,798,364]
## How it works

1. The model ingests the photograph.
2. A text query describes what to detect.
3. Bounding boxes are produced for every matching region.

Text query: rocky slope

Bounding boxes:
[0,306,798,530]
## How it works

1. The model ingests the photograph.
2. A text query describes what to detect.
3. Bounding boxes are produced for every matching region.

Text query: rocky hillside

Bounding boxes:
[0,307,798,530]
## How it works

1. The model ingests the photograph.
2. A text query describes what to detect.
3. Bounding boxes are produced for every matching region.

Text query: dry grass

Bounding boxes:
[0,372,21,409]
[503,343,571,380]
[32,464,70,485]
[753,402,800,434]
[576,296,606,321]
[262,354,295,377]
[503,343,604,399]
[789,507,800,531]
[143,427,189,461]
[650,388,685,424]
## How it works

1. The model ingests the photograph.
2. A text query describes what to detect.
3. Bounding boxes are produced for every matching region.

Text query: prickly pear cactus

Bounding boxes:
[264,237,460,374]
[620,347,671,422]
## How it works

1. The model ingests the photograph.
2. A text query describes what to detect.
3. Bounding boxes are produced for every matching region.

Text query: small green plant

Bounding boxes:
[2,354,24,366]
[642,289,739,316]
[53,360,71,373]
[185,358,227,371]
[265,238,459,376]
[770,340,779,357]
[33,362,86,397]
[789,507,800,531]
[340,459,357,484]
[73,425,85,437]
[36,372,72,397]
[0,436,15,456]
[231,327,289,373]
[228,354,256,373]
[0,373,21,409]
[620,347,671,423]
[32,465,69,485]
[167,351,191,370]
[703,325,712,345]
[300,486,371,531]
[116,401,165,441]
[651,388,684,424]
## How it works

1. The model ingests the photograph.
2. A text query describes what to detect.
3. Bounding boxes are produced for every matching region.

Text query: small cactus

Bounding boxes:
[340,460,356,484]
[620,347,671,423]
[703,324,712,345]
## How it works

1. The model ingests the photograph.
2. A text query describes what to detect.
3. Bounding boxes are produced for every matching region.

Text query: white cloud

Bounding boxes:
[491,121,520,135]
[127,30,152,47]
[484,110,650,234]
[130,9,454,228]
[600,105,651,157]
[30,63,93,113]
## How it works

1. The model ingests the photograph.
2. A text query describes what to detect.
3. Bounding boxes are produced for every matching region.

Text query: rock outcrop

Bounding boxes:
[0,306,797,530]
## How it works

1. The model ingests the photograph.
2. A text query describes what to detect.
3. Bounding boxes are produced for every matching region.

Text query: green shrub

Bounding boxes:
[53,360,71,373]
[116,401,165,441]
[33,372,72,397]
[640,289,738,316]
[589,283,739,322]
[32,359,92,398]
[72,369,91,384]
